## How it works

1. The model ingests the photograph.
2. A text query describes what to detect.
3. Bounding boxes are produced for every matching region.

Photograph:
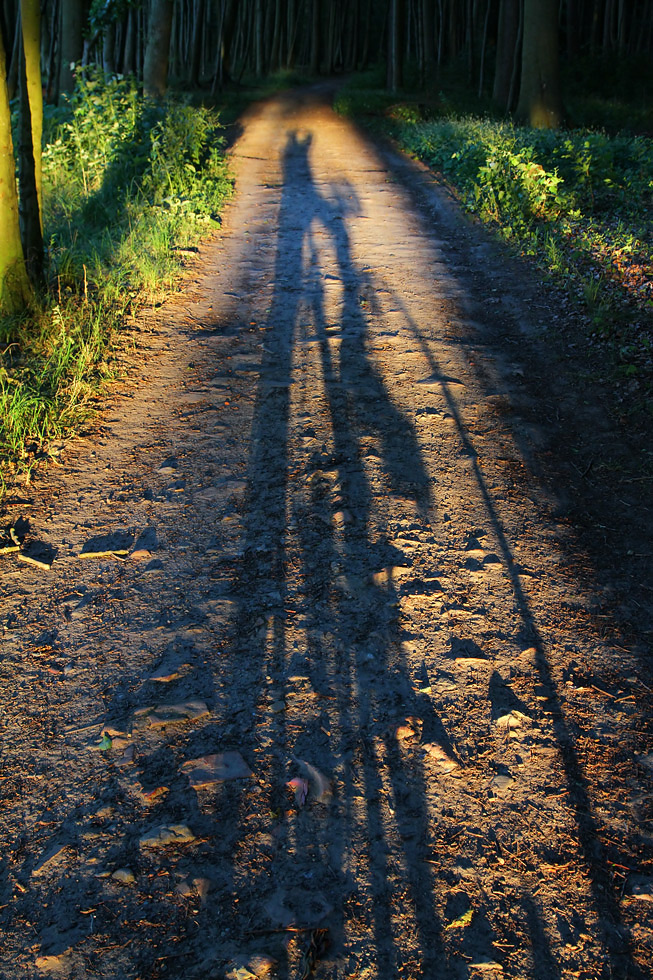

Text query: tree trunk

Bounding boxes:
[143,0,174,97]
[45,0,58,103]
[102,18,117,73]
[122,7,137,75]
[270,0,285,70]
[59,0,85,93]
[516,0,563,128]
[387,0,405,91]
[20,0,43,227]
[310,0,321,72]
[0,25,32,311]
[465,0,474,84]
[7,11,22,101]
[478,0,492,97]
[189,0,205,85]
[422,0,436,76]
[492,0,519,109]
[18,35,44,288]
[566,0,579,56]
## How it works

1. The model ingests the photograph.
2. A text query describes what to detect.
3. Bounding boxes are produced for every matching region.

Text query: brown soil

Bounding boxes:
[1,88,651,980]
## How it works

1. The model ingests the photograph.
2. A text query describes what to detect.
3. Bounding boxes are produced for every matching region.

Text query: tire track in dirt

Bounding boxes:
[0,88,651,980]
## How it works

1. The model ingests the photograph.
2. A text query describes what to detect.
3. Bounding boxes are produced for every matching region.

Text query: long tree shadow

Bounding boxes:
[358,248,646,977]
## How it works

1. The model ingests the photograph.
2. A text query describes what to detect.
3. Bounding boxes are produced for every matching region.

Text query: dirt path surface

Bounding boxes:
[1,89,652,980]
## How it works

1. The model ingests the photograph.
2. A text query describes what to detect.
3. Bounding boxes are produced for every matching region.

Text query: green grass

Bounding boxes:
[0,70,233,495]
[335,68,653,416]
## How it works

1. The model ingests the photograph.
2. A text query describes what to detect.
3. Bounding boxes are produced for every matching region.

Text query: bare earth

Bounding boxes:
[1,89,651,980]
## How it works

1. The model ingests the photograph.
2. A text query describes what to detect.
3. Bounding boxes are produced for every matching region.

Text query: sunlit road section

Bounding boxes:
[0,90,647,980]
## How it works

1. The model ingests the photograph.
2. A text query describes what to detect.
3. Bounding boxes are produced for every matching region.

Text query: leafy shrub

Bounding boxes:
[1,70,233,482]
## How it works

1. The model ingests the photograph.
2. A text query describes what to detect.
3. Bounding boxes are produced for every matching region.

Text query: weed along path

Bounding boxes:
[1,89,652,980]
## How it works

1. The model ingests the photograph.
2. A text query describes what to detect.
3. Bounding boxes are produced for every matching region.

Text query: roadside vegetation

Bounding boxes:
[0,70,232,494]
[335,62,653,423]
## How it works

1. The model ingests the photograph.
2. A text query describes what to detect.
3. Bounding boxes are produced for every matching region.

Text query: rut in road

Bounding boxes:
[0,90,649,980]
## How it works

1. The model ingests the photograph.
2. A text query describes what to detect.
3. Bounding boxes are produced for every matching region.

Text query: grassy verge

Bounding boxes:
[334,68,653,422]
[0,69,234,498]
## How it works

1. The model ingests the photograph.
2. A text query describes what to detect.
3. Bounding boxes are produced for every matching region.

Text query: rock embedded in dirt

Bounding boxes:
[179,751,253,787]
[140,700,210,727]
[111,868,136,885]
[139,824,196,848]
[34,952,73,975]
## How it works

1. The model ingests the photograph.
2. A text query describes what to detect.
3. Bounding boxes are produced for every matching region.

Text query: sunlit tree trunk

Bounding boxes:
[516,0,563,128]
[18,38,44,287]
[0,26,32,311]
[143,0,174,96]
[20,0,43,225]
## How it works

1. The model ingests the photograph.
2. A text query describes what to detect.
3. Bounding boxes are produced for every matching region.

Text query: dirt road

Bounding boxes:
[1,89,651,980]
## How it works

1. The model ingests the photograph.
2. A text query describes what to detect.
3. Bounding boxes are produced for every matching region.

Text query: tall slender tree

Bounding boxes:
[59,0,86,93]
[516,0,563,127]
[492,0,520,110]
[387,0,405,91]
[143,0,174,96]
[20,0,43,223]
[0,24,32,311]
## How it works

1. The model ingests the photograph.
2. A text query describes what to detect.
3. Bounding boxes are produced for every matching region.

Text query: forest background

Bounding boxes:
[0,0,651,498]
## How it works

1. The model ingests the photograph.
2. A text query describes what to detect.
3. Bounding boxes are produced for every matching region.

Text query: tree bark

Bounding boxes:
[189,0,206,85]
[310,0,321,72]
[516,0,563,127]
[20,0,43,225]
[59,0,85,93]
[7,10,22,101]
[0,24,32,311]
[421,0,436,76]
[18,36,44,288]
[492,0,519,109]
[122,7,137,75]
[102,18,117,73]
[566,0,579,57]
[387,0,405,91]
[143,0,174,97]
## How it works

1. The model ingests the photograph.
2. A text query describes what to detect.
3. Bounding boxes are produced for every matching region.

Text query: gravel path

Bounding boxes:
[1,88,651,980]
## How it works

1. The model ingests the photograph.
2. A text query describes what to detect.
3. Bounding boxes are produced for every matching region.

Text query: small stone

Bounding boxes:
[145,700,210,727]
[111,868,136,885]
[34,952,72,974]
[490,773,514,794]
[395,717,422,742]
[423,743,458,772]
[180,752,253,788]
[628,875,653,901]
[140,824,196,848]
[193,877,212,901]
[495,711,529,730]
